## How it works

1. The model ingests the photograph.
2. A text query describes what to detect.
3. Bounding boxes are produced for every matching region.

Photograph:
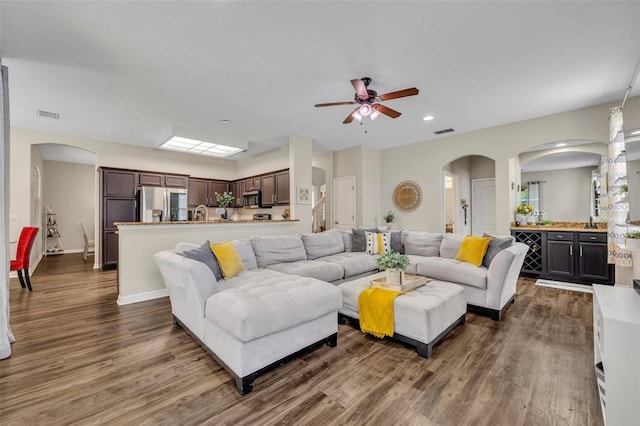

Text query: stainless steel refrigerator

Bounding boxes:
[138,186,188,222]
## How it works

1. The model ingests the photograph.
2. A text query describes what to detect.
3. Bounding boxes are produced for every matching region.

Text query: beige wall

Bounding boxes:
[43,160,95,252]
[382,96,640,234]
[235,145,289,178]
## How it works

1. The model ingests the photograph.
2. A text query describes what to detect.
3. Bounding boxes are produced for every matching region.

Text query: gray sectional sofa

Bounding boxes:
[154,228,528,394]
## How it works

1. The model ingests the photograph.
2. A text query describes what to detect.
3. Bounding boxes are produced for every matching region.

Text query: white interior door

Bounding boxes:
[471,178,496,235]
[333,176,355,230]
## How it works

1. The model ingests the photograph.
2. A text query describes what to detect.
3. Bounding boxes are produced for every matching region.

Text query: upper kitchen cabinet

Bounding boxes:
[140,173,188,188]
[164,175,188,188]
[245,177,262,192]
[209,180,230,207]
[188,178,229,207]
[261,170,290,206]
[188,179,208,207]
[103,169,138,198]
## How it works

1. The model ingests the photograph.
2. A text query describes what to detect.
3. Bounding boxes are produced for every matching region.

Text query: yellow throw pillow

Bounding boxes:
[210,241,245,279]
[454,235,493,266]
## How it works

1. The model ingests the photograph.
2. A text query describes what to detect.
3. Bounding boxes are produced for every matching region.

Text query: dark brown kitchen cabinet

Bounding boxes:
[101,168,138,270]
[578,233,610,281]
[164,175,188,188]
[188,179,229,207]
[232,180,245,207]
[261,171,290,206]
[245,177,261,192]
[275,171,290,205]
[188,179,208,207]
[139,173,164,187]
[209,181,230,207]
[103,169,137,197]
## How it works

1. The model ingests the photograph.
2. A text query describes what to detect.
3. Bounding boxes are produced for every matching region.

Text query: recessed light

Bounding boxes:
[221,119,232,124]
[631,130,640,135]
[423,115,434,121]
[555,143,567,147]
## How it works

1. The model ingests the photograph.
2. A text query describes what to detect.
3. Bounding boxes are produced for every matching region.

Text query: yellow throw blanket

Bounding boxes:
[358,287,400,338]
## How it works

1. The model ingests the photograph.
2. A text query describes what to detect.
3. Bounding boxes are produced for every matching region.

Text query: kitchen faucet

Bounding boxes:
[194,205,209,221]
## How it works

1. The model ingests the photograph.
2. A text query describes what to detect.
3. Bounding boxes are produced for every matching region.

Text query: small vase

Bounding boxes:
[626,238,640,249]
[220,208,227,220]
[516,214,529,226]
[385,268,405,285]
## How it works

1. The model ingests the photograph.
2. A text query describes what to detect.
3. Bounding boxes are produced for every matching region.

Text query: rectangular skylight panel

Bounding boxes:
[159,136,244,158]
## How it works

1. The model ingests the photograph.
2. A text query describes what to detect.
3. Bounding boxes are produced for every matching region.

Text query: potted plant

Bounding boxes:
[625,231,640,249]
[515,205,534,226]
[383,210,396,230]
[215,191,233,219]
[376,250,409,284]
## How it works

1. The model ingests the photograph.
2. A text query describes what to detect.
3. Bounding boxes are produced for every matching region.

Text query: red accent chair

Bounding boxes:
[10,227,39,291]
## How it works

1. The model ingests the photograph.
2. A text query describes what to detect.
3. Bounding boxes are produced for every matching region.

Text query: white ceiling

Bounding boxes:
[2,1,640,159]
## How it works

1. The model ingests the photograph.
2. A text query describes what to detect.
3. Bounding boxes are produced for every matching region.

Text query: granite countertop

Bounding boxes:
[115,219,299,226]
[511,222,607,233]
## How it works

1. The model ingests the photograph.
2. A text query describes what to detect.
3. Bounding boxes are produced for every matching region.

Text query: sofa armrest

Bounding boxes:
[485,242,529,310]
[154,250,218,339]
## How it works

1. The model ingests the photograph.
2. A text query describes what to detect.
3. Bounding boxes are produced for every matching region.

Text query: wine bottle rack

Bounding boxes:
[512,230,542,273]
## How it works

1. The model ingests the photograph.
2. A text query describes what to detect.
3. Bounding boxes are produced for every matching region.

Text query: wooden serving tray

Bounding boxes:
[370,275,430,294]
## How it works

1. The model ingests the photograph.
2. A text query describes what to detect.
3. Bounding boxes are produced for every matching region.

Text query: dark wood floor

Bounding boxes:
[1,254,603,425]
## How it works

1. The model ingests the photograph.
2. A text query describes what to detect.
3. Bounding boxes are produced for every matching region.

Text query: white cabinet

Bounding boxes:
[592,285,640,425]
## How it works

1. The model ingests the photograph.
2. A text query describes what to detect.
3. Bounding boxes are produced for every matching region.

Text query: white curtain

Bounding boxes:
[607,107,631,267]
[1,65,14,360]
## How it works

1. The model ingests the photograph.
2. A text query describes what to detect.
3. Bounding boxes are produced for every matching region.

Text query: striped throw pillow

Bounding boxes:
[365,231,391,255]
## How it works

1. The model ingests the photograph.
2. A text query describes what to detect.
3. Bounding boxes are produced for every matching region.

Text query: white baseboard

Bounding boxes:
[117,288,169,305]
[10,254,43,279]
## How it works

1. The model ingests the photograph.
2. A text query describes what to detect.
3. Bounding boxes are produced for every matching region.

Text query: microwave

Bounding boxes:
[243,190,262,208]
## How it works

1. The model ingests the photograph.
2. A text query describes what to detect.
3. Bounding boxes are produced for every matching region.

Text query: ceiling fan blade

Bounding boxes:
[351,79,369,100]
[343,107,359,124]
[314,101,356,108]
[378,87,419,101]
[373,103,401,118]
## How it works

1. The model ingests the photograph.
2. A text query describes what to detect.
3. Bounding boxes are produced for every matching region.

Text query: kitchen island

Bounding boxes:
[114,219,304,305]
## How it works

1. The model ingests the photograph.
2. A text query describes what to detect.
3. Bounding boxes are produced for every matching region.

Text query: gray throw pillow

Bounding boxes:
[482,233,514,268]
[390,231,404,253]
[182,240,223,281]
[352,227,377,252]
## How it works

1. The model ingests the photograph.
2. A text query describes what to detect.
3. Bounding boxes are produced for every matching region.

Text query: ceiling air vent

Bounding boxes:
[434,128,455,135]
[36,109,60,120]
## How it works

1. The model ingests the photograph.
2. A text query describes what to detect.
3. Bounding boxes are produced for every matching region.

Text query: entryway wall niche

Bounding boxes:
[442,155,496,236]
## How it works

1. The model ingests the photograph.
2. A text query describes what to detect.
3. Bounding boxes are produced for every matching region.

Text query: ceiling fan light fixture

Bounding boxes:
[359,104,372,117]
[370,110,380,120]
[352,111,362,122]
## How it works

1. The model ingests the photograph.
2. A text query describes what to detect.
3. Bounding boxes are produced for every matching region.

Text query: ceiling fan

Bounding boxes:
[314,77,419,124]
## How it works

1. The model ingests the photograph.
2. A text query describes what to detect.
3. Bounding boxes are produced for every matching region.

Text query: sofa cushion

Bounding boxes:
[232,239,258,270]
[301,229,345,260]
[211,241,245,279]
[340,229,353,252]
[439,234,464,259]
[265,260,344,282]
[482,233,514,267]
[403,231,443,257]
[319,252,379,278]
[182,240,223,281]
[205,273,342,342]
[455,235,492,266]
[389,231,404,254]
[365,231,390,254]
[250,234,307,268]
[416,257,487,289]
[352,227,377,252]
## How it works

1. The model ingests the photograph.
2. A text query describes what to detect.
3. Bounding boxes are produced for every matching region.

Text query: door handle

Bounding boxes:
[570,245,573,256]
[580,246,583,257]
[334,221,339,224]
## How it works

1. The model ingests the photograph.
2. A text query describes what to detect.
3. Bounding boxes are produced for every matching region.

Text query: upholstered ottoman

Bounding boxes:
[203,273,342,395]
[338,273,466,358]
